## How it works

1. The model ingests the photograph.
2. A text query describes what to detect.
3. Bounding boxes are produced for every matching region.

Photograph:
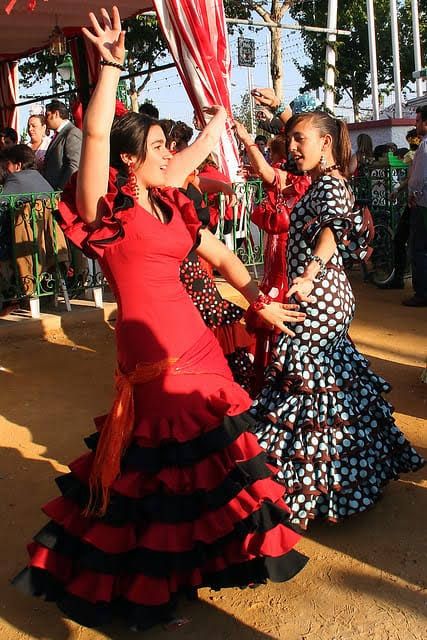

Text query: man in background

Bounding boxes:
[404,105,427,307]
[43,100,82,190]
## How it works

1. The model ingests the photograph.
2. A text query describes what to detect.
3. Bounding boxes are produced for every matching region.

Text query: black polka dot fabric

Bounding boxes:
[180,251,254,391]
[250,175,424,529]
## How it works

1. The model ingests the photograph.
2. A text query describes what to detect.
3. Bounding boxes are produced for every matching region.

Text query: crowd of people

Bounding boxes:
[3,5,425,634]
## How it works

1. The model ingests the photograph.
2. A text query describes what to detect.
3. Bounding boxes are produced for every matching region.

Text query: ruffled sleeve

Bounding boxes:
[302,176,353,249]
[154,187,202,248]
[56,168,133,260]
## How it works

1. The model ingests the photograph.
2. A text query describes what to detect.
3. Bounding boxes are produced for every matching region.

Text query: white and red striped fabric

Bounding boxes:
[0,61,19,131]
[153,0,241,181]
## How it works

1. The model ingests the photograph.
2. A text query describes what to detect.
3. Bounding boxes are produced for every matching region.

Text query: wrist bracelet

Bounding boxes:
[307,254,327,279]
[100,59,125,71]
[247,143,259,149]
[273,103,287,117]
[249,293,273,312]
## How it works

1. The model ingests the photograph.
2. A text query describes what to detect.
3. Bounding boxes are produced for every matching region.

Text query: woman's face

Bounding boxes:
[287,119,328,173]
[27,117,46,143]
[136,125,173,188]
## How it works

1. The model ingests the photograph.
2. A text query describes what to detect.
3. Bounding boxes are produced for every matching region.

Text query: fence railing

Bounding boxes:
[0,191,104,317]
[0,181,265,317]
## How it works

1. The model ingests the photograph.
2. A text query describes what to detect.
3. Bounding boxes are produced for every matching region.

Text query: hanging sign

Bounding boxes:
[237,37,255,67]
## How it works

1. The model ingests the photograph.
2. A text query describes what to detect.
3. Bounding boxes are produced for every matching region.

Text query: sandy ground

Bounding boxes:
[0,276,426,640]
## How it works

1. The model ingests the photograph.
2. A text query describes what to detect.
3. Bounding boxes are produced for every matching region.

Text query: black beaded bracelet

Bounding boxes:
[100,59,125,71]
[307,254,328,279]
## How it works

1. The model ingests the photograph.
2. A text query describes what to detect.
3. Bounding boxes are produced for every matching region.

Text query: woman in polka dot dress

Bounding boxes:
[250,111,424,529]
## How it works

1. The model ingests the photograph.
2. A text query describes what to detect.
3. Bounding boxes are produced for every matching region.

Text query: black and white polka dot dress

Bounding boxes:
[250,175,424,528]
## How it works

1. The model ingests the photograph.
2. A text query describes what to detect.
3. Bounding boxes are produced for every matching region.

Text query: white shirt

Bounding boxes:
[408,134,427,208]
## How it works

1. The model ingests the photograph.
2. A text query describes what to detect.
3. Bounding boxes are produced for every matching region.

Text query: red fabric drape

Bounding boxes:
[0,61,18,130]
[153,0,240,181]
[69,38,100,129]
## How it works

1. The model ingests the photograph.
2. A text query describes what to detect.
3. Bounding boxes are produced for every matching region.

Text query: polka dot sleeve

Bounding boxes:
[303,176,353,250]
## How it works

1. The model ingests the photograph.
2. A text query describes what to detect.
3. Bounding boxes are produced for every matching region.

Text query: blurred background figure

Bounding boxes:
[349,133,374,176]
[138,101,159,119]
[0,127,18,149]
[27,114,51,171]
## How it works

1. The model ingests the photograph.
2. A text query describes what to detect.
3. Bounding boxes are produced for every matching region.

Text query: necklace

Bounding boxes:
[323,163,341,174]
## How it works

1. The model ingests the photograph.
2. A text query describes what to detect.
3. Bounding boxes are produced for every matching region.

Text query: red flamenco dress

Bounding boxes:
[13,170,307,630]
[248,170,311,393]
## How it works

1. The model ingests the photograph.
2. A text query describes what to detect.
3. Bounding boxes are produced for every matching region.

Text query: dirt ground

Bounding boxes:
[0,276,426,640]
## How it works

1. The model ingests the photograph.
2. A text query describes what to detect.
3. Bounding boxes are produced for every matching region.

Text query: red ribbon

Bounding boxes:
[5,0,39,15]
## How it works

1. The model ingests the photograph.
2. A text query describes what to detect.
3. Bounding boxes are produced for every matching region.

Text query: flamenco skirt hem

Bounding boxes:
[14,397,307,627]
[251,336,424,528]
[12,549,308,629]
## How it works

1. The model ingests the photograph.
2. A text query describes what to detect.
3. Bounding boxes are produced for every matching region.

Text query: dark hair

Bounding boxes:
[158,118,176,148]
[406,128,417,140]
[416,104,427,121]
[28,113,47,127]
[286,111,352,177]
[169,121,193,150]
[355,133,373,162]
[4,144,36,170]
[373,144,389,160]
[1,127,18,144]
[110,112,159,174]
[45,100,69,119]
[396,147,409,159]
[0,150,8,185]
[269,134,287,162]
[255,134,267,144]
[139,102,159,119]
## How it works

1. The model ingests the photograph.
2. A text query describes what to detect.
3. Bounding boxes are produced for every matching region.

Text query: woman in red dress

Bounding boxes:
[13,7,307,631]
[233,120,311,392]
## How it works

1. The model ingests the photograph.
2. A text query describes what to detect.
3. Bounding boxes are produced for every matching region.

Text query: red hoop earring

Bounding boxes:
[127,162,139,198]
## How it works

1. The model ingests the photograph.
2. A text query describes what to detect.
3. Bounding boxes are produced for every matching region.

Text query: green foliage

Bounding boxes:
[289,0,423,115]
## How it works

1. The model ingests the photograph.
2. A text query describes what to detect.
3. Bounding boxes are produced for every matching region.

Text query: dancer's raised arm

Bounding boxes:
[76,6,125,225]
[165,106,228,187]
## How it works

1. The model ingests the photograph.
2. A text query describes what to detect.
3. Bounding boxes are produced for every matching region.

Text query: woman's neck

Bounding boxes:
[30,139,42,151]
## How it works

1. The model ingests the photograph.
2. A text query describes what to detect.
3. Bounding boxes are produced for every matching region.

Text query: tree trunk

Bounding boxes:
[270,25,283,101]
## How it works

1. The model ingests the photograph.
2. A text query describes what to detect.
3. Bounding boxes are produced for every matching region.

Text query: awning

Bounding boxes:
[0,1,154,61]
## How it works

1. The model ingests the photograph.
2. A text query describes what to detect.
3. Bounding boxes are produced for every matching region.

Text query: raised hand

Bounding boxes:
[251,87,280,110]
[202,105,227,117]
[232,120,251,143]
[82,6,125,65]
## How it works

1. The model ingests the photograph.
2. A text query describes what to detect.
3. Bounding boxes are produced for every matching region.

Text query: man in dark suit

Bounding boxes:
[43,100,82,190]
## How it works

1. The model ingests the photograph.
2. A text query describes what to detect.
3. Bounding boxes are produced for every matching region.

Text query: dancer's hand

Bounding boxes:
[256,302,306,338]
[287,277,315,303]
[232,120,252,144]
[202,105,227,117]
[82,6,125,65]
[251,88,280,110]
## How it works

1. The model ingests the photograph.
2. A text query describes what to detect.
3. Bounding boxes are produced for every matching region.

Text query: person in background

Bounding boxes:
[349,133,373,176]
[1,127,18,148]
[403,104,427,307]
[160,117,255,392]
[27,114,51,171]
[234,118,310,393]
[254,134,269,159]
[43,99,82,190]
[378,130,422,291]
[0,144,53,197]
[138,101,159,119]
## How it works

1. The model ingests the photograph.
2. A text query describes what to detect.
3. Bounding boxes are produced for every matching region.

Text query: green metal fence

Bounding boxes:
[350,163,409,285]
[0,191,105,317]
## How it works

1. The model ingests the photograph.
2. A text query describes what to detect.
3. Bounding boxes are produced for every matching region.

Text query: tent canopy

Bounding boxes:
[0,1,154,61]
